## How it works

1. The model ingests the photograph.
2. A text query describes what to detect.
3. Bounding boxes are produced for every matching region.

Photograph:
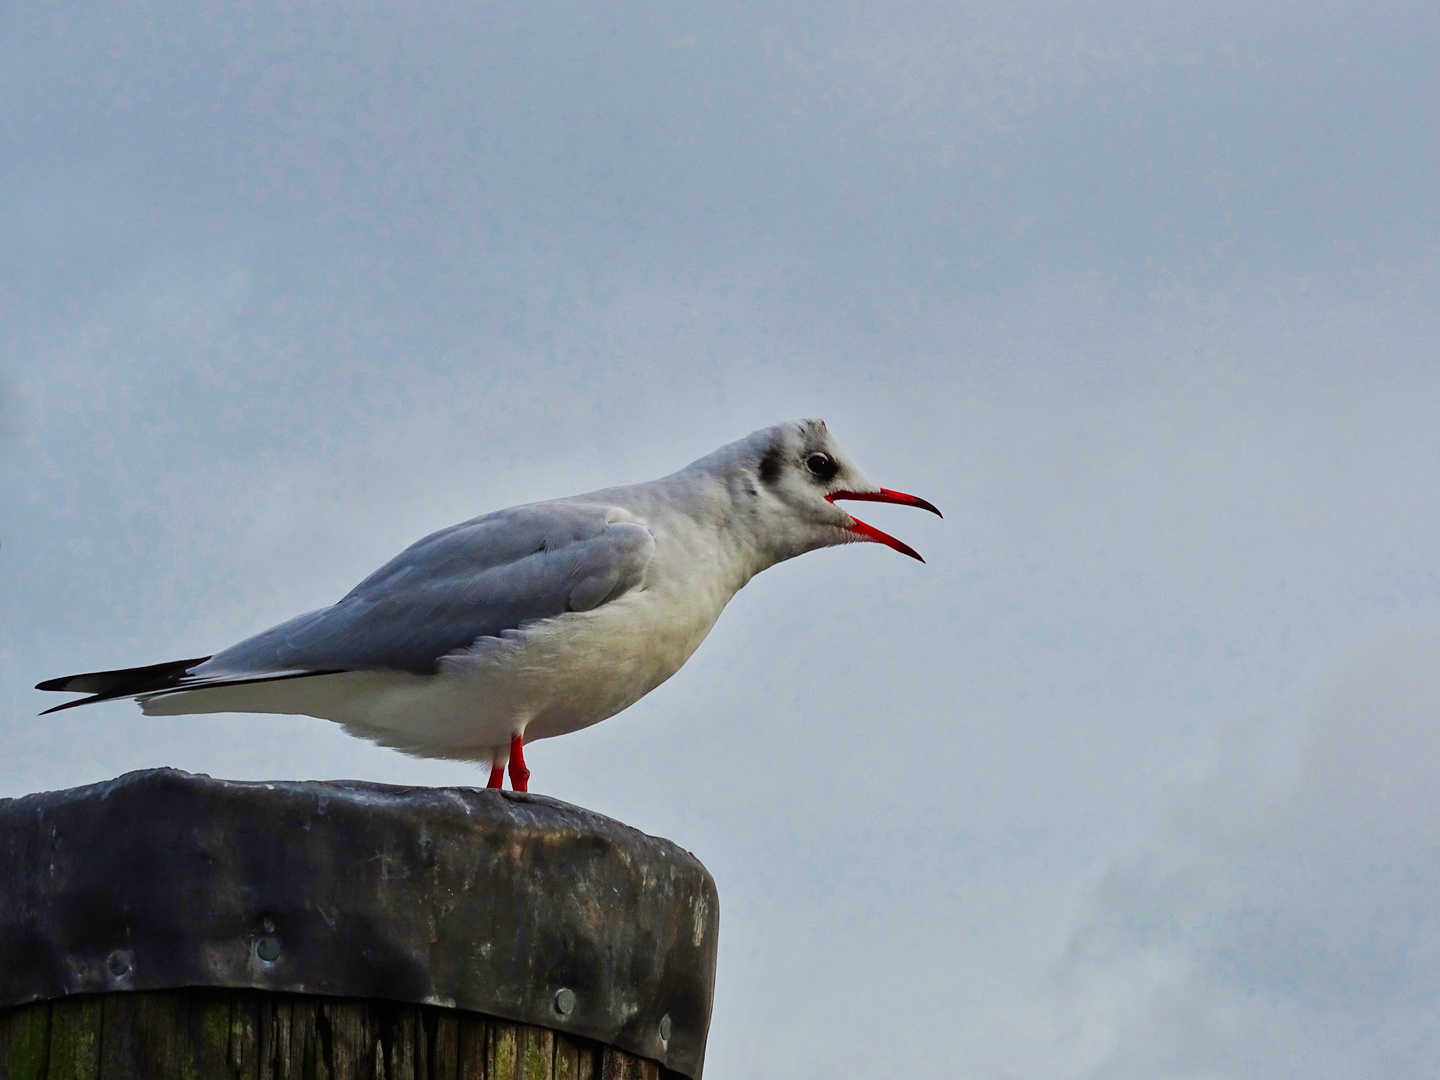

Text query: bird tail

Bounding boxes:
[35,657,213,714]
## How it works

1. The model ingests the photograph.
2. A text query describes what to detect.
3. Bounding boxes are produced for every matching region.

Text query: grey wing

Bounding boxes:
[192,502,656,678]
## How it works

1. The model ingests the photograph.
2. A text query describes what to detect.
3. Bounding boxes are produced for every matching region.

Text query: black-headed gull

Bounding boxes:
[38,420,940,790]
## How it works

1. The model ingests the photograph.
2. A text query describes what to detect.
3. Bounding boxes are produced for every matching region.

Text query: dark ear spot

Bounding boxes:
[758,448,784,485]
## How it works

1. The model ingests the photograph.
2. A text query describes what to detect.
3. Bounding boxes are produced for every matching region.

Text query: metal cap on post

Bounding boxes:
[0,769,718,1078]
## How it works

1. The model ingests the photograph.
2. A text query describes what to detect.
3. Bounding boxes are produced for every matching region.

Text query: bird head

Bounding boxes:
[730,419,942,563]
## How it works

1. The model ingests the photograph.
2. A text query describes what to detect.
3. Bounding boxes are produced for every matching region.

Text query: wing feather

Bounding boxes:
[192,502,656,679]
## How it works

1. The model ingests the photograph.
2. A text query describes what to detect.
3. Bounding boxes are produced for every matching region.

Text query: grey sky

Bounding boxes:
[4,3,1439,1076]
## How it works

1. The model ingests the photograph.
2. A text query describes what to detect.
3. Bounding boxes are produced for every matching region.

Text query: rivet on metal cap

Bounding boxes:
[659,1014,672,1043]
[255,936,282,963]
[553,987,577,1016]
[106,950,131,977]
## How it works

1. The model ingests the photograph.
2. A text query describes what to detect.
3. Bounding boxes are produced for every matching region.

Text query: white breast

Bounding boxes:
[337,572,728,755]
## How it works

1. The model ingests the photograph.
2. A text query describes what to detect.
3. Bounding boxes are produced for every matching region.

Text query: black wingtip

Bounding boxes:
[35,656,213,710]
[37,663,350,717]
[39,695,108,716]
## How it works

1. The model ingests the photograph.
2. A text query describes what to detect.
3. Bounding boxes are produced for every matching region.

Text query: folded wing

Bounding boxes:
[38,501,657,710]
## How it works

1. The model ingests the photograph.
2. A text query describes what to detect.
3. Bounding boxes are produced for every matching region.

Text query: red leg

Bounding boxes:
[486,760,505,789]
[508,732,530,793]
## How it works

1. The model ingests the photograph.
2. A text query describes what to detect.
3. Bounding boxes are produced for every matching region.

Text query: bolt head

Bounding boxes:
[106,950,131,977]
[553,988,577,1016]
[255,936,282,963]
[659,1014,673,1043]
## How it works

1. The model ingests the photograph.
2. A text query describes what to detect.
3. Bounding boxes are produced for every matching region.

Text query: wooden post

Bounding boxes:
[0,770,718,1080]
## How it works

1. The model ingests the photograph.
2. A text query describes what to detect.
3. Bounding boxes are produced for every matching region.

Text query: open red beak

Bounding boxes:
[825,488,943,563]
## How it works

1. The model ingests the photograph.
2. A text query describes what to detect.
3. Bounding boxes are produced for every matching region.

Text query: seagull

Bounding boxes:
[37,420,940,791]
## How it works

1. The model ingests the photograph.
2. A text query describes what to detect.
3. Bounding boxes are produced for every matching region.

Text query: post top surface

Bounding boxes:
[0,768,718,1077]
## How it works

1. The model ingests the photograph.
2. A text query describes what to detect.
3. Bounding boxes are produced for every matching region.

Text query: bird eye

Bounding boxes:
[805,452,838,480]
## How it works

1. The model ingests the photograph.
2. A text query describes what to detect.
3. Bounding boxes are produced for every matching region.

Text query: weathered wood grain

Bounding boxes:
[429,1013,459,1080]
[599,1046,659,1080]
[0,1001,49,1080]
[47,996,102,1080]
[0,993,671,1080]
[516,1024,553,1080]
[551,1033,599,1080]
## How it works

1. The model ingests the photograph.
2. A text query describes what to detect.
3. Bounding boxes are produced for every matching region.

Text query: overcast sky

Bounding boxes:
[3,2,1439,1077]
